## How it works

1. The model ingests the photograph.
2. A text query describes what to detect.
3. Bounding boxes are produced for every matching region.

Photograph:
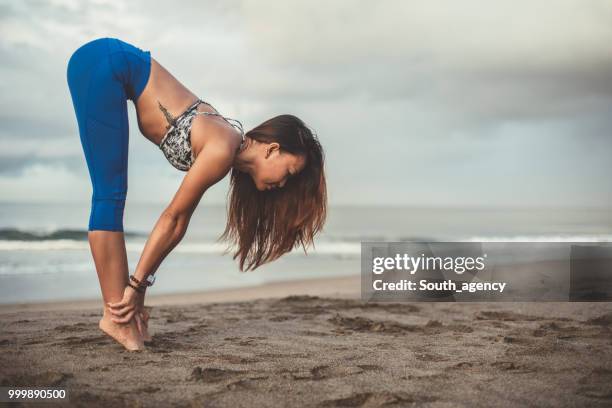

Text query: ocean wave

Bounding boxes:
[0,227,144,241]
[0,239,362,257]
[460,235,612,242]
[1,234,611,254]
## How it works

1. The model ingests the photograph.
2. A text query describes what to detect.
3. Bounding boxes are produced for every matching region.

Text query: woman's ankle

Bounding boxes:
[102,305,112,318]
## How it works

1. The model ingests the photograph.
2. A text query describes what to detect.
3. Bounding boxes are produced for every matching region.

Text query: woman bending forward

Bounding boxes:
[66,37,327,351]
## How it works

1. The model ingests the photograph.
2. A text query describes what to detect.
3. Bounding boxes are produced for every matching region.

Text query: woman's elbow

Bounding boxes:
[162,211,189,241]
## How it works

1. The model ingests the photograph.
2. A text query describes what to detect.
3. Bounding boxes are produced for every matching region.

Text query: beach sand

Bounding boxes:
[1,274,611,407]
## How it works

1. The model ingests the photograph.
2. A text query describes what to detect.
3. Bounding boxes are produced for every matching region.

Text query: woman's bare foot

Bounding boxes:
[99,308,145,351]
[138,306,152,342]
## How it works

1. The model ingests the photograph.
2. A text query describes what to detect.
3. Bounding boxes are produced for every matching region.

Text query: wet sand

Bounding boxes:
[1,275,611,407]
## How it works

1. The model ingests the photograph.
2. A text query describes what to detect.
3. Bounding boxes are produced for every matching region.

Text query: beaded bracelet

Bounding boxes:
[127,282,146,293]
[129,275,146,287]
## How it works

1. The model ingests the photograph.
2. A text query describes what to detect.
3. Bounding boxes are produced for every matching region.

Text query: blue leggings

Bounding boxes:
[66,37,151,232]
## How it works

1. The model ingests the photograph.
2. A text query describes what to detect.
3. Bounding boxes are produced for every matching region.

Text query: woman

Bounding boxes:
[66,37,327,351]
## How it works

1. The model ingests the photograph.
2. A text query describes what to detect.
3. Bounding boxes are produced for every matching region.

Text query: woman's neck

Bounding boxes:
[232,138,255,175]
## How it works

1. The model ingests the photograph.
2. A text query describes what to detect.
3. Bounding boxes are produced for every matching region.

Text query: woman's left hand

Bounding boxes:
[107,285,145,324]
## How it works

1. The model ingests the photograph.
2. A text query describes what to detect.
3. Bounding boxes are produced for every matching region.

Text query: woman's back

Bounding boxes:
[134,57,196,143]
[134,57,234,150]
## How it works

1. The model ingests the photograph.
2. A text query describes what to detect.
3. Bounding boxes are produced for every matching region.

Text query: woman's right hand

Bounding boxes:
[107,285,145,324]
[107,285,151,340]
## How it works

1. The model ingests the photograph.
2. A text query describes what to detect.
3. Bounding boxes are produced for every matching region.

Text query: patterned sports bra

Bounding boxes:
[157,98,245,172]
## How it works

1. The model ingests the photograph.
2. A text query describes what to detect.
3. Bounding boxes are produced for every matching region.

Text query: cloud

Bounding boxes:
[0,0,610,207]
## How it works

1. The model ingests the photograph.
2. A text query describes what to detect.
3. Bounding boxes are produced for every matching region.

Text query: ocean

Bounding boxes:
[0,201,610,304]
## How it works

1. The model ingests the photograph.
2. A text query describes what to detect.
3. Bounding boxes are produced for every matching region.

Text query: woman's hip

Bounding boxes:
[66,37,151,106]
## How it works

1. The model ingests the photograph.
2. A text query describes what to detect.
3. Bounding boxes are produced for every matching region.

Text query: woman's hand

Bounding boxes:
[107,285,145,325]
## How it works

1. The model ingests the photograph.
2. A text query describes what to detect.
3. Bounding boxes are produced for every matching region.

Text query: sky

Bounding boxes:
[0,0,610,208]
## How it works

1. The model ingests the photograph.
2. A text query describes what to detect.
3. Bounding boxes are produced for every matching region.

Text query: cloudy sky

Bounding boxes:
[0,0,610,208]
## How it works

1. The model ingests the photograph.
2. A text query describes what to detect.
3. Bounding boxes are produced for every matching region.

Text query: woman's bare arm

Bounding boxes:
[131,139,235,284]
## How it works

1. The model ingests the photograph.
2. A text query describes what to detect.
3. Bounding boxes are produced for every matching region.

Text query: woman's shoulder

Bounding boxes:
[191,115,242,160]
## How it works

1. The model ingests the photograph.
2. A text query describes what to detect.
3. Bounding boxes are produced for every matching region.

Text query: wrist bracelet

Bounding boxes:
[130,274,153,288]
[129,275,147,288]
[127,282,146,293]
[129,275,143,286]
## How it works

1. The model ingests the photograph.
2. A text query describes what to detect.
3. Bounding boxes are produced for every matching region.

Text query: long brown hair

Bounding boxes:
[218,114,327,272]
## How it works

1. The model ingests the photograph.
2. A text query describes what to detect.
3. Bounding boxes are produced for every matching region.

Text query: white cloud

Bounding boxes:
[0,163,89,202]
[0,0,610,208]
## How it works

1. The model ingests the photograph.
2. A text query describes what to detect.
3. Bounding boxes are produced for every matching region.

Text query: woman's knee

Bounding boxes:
[89,198,126,232]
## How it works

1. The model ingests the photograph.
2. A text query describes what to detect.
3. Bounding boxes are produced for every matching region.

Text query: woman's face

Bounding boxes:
[252,142,306,191]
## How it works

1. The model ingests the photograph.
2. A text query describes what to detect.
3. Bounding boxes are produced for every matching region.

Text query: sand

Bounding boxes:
[1,274,611,407]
